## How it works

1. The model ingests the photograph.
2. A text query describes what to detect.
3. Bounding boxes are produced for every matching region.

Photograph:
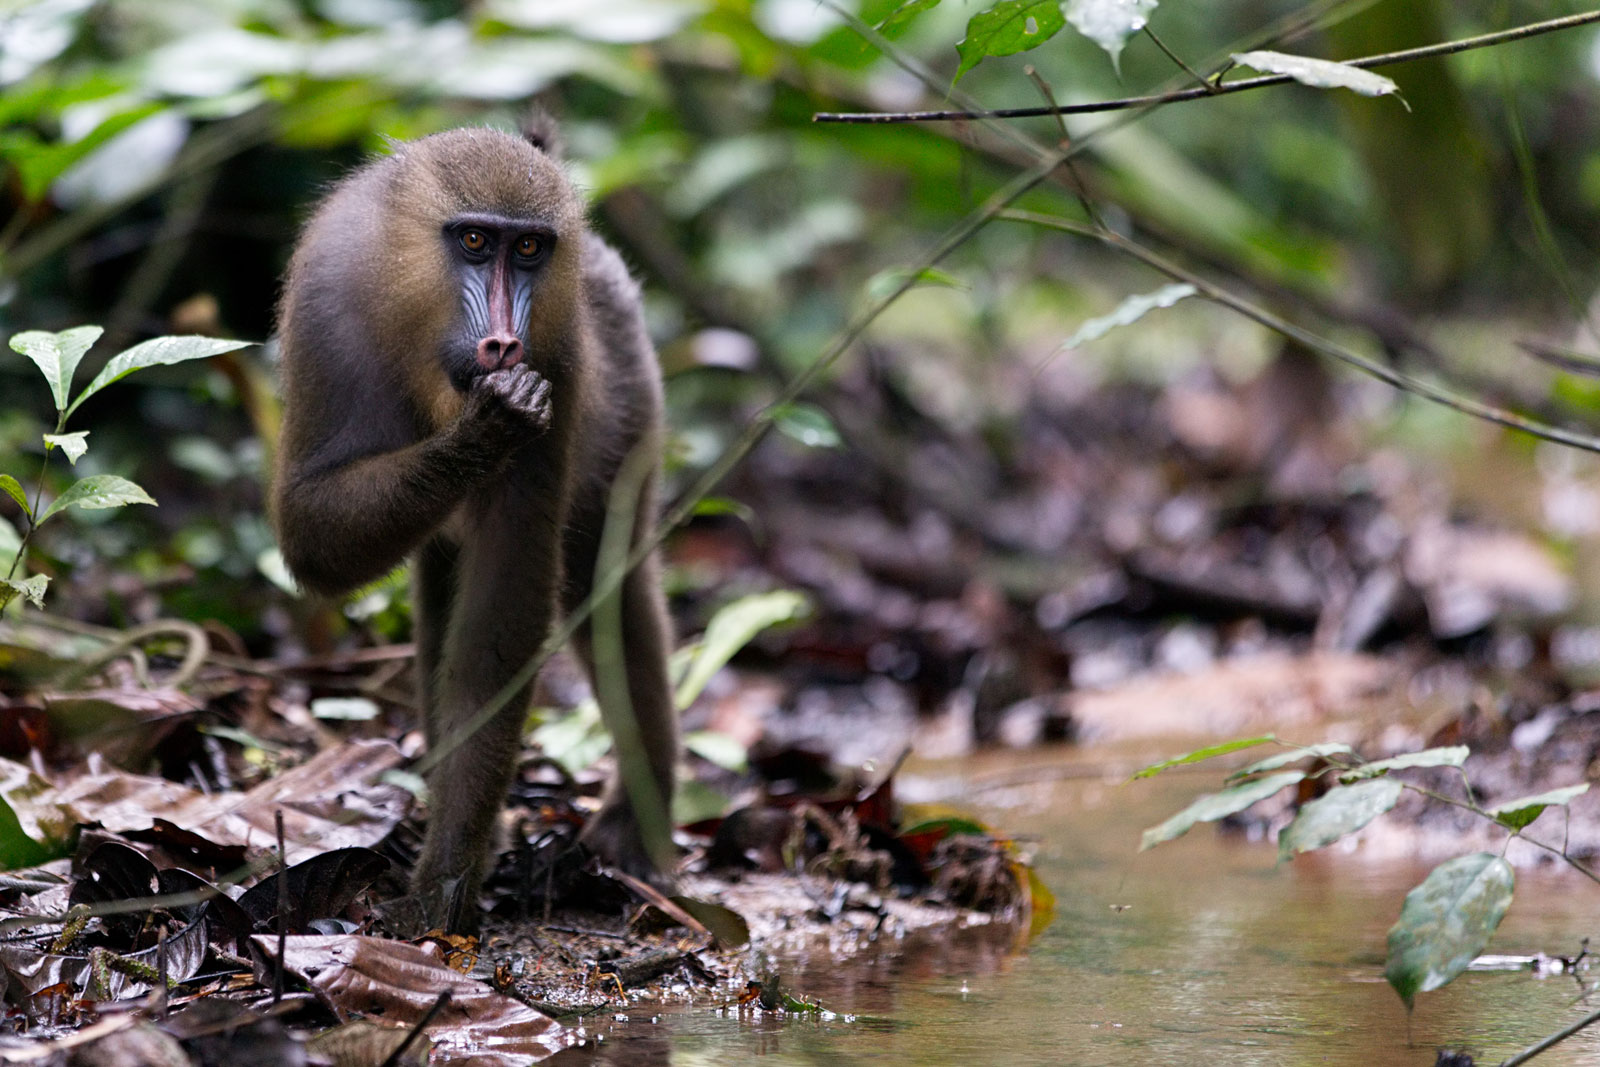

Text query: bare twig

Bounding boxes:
[377,989,452,1067]
[814,10,1600,123]
[273,809,287,1007]
[1498,1005,1600,1066]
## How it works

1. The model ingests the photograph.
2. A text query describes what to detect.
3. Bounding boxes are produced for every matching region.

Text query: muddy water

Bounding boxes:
[558,746,1600,1066]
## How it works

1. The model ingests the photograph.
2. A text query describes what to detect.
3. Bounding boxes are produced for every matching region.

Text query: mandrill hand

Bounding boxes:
[468,364,553,438]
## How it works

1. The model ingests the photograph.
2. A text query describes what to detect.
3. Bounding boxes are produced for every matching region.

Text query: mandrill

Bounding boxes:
[271,121,676,928]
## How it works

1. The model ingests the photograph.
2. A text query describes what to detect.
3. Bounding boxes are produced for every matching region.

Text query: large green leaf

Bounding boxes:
[674,590,809,709]
[1385,853,1514,1008]
[954,0,1065,83]
[1129,735,1276,780]
[9,326,102,412]
[67,334,252,417]
[1277,778,1403,860]
[38,475,156,525]
[1340,746,1469,783]
[1486,784,1589,832]
[1139,771,1303,851]
[0,475,29,516]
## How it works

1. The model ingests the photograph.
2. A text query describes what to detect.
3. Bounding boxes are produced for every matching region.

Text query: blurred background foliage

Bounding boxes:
[3,0,1600,647]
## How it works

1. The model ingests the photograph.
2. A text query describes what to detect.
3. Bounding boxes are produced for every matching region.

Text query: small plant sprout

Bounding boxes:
[1,325,251,612]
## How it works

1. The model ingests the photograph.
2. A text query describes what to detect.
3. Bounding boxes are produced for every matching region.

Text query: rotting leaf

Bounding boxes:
[236,847,389,933]
[670,894,750,949]
[1139,771,1304,850]
[255,934,567,1060]
[1129,735,1276,780]
[1486,783,1589,832]
[1277,778,1403,860]
[0,791,53,870]
[1385,852,1514,1009]
[1339,746,1469,783]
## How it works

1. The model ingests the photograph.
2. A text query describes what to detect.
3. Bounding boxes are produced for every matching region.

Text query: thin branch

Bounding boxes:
[1498,1005,1600,1066]
[1142,26,1216,92]
[1002,209,1600,455]
[814,9,1600,123]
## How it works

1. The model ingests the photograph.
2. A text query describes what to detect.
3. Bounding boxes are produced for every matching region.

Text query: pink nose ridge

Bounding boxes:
[476,333,523,370]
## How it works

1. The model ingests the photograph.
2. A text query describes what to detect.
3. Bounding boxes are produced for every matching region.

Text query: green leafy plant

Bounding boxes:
[1,325,251,612]
[1135,736,1590,1009]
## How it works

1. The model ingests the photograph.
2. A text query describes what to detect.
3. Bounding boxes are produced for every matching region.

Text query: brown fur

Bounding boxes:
[273,126,677,930]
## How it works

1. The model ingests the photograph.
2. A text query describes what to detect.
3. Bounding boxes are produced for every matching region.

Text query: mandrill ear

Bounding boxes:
[520,107,563,160]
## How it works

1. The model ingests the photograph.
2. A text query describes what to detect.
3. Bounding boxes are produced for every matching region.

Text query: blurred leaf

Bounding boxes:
[691,497,755,523]
[1025,862,1056,939]
[865,266,968,302]
[0,514,21,571]
[38,474,156,524]
[1385,853,1513,1008]
[1065,0,1157,71]
[43,431,87,465]
[1230,51,1401,101]
[667,134,789,218]
[1277,778,1403,860]
[0,791,53,870]
[670,894,750,948]
[0,100,163,202]
[1339,746,1469,783]
[773,403,842,449]
[879,0,942,36]
[1063,283,1196,349]
[1129,735,1276,780]
[675,590,809,709]
[9,325,102,412]
[1139,771,1303,850]
[1486,784,1589,832]
[954,0,1065,83]
[69,334,251,417]
[0,475,29,516]
[486,0,702,43]
[684,729,748,772]
[530,701,610,775]
[0,0,96,87]
[1228,742,1354,780]
[311,697,381,722]
[1,575,49,612]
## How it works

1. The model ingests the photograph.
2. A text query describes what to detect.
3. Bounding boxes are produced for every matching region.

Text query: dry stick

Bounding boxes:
[273,809,287,1007]
[1142,25,1217,92]
[1001,209,1600,455]
[814,9,1600,123]
[377,989,452,1067]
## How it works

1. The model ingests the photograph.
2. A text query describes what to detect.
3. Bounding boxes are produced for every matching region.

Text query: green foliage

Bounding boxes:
[0,326,248,613]
[0,792,54,871]
[1128,735,1276,779]
[955,0,1065,83]
[1385,853,1514,1010]
[1141,735,1590,1009]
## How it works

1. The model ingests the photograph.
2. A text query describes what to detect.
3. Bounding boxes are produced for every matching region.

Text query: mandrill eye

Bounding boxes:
[514,235,542,260]
[459,230,488,254]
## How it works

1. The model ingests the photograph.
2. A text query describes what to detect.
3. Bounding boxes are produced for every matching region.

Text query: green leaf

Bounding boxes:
[691,497,755,524]
[1339,746,1469,783]
[1385,853,1514,1008]
[1129,735,1276,780]
[865,266,968,302]
[0,515,21,571]
[1065,0,1158,71]
[67,334,252,417]
[954,0,1065,83]
[38,474,156,525]
[1278,778,1403,860]
[684,729,749,772]
[772,403,842,449]
[9,326,102,412]
[879,0,942,37]
[0,475,29,516]
[1486,784,1589,832]
[1229,742,1355,780]
[1230,51,1401,100]
[1063,283,1196,350]
[0,791,54,871]
[1139,770,1303,851]
[43,431,89,465]
[675,590,809,709]
[0,101,165,202]
[0,575,49,612]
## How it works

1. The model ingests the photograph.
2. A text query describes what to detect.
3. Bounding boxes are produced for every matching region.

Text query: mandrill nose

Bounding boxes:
[476,332,523,370]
